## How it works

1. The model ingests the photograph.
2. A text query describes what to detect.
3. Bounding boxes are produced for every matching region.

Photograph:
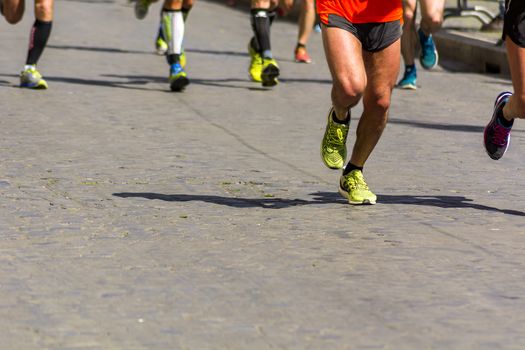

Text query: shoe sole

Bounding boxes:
[170,76,189,92]
[338,186,376,205]
[398,83,417,90]
[261,64,279,87]
[483,91,512,160]
[20,82,48,89]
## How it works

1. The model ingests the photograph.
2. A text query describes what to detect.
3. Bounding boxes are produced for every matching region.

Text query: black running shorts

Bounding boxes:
[503,0,525,48]
[325,14,402,52]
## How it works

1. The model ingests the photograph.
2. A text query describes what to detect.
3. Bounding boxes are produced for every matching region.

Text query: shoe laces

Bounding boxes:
[343,171,369,191]
[327,120,348,147]
[492,123,510,146]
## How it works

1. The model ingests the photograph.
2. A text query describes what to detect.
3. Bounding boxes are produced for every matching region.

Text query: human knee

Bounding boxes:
[335,79,365,106]
[252,0,270,8]
[402,10,415,29]
[422,13,442,34]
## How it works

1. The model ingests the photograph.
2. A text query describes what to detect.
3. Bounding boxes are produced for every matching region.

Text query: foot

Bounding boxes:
[169,63,189,92]
[261,58,280,87]
[418,28,438,70]
[484,91,513,160]
[397,65,417,90]
[320,107,349,169]
[294,46,312,63]
[20,66,48,89]
[134,0,151,19]
[155,36,168,55]
[339,169,376,205]
[248,42,263,82]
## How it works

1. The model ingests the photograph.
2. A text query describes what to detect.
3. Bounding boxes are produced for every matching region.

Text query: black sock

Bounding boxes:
[497,102,514,127]
[296,42,306,50]
[331,109,350,124]
[250,9,272,59]
[168,53,181,65]
[343,163,363,176]
[26,20,52,66]
[182,6,191,21]
[268,8,276,25]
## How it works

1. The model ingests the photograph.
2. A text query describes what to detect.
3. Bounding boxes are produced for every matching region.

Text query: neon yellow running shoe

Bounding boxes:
[155,36,168,55]
[320,107,349,169]
[339,169,377,205]
[180,51,186,68]
[20,66,48,89]
[248,42,262,82]
[261,58,280,87]
[169,62,189,92]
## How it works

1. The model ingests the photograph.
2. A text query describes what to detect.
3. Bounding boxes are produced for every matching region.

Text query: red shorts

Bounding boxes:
[317,0,403,25]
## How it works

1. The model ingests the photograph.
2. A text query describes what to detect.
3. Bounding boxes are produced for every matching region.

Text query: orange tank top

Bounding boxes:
[317,0,403,24]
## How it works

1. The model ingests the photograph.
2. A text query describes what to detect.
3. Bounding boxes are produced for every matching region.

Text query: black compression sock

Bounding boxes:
[343,163,363,176]
[250,9,272,58]
[182,6,191,21]
[26,20,52,66]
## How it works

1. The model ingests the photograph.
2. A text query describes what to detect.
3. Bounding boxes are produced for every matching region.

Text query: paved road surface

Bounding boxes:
[1,0,524,348]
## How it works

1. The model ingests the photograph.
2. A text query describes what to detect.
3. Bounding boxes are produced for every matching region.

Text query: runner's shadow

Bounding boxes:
[113,191,525,216]
[48,44,151,55]
[390,117,525,134]
[379,194,525,217]
[113,191,344,209]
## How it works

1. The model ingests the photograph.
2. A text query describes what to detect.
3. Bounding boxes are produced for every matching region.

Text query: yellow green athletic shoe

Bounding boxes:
[320,107,349,169]
[169,62,189,92]
[20,66,48,89]
[155,36,168,55]
[261,58,280,87]
[339,169,377,205]
[248,42,262,82]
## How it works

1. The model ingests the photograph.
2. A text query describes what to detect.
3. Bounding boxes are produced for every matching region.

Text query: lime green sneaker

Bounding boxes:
[20,66,48,89]
[155,36,168,55]
[339,169,377,205]
[248,42,262,82]
[180,51,187,68]
[169,62,189,92]
[320,107,349,169]
[261,58,280,87]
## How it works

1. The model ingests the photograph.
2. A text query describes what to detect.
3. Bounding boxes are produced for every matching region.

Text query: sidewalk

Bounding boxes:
[436,0,509,74]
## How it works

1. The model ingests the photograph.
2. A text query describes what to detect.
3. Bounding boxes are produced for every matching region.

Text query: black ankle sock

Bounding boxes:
[26,20,52,66]
[343,163,363,176]
[296,42,306,50]
[331,109,350,124]
[168,53,181,65]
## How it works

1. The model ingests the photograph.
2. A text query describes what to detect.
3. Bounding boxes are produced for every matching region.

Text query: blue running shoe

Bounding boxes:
[418,29,438,70]
[484,91,513,160]
[169,63,189,92]
[397,65,417,90]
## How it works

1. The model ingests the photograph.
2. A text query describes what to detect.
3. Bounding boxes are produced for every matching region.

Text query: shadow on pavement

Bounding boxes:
[379,194,525,217]
[389,117,524,134]
[47,44,151,55]
[113,191,525,216]
[113,191,345,209]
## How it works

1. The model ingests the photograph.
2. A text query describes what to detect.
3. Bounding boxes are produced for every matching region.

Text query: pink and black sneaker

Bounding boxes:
[484,91,514,160]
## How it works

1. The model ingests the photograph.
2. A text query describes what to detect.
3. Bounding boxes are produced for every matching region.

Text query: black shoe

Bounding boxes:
[483,91,513,160]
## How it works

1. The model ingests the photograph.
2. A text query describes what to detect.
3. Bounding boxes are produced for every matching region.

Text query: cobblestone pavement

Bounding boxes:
[1,0,524,348]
